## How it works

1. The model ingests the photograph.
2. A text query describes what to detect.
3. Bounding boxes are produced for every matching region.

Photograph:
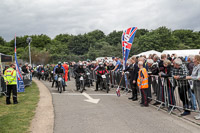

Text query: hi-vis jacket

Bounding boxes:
[4,68,17,85]
[137,68,148,89]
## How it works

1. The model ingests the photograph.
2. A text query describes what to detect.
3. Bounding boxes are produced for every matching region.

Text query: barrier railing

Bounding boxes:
[84,69,200,115]
[0,73,32,96]
[22,73,32,87]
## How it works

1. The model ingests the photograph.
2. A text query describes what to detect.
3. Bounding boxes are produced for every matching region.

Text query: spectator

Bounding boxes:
[167,54,172,61]
[159,59,175,111]
[22,63,29,74]
[187,55,194,75]
[137,61,149,107]
[112,57,121,72]
[138,57,148,70]
[153,55,160,64]
[124,56,139,101]
[186,55,200,119]
[29,64,34,81]
[172,58,190,116]
[159,54,167,72]
[3,65,9,74]
[19,63,22,72]
[147,59,159,101]
[112,57,116,66]
[107,62,115,71]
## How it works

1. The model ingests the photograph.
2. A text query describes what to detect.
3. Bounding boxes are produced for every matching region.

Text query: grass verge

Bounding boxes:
[0,82,39,133]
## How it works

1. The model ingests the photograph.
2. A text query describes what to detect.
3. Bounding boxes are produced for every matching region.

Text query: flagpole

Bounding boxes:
[26,37,32,65]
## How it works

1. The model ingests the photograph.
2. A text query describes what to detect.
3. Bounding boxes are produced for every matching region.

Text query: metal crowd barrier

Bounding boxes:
[0,76,7,96]
[87,69,200,115]
[146,75,200,114]
[0,73,32,96]
[90,70,131,93]
[22,73,32,87]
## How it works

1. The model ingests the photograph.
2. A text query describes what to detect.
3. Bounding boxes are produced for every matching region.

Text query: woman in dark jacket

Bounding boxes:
[159,59,175,109]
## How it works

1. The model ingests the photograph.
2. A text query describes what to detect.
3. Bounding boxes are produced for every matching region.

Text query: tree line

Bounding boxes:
[0,26,200,64]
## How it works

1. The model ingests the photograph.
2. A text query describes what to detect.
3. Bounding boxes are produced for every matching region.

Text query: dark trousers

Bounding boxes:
[147,77,152,99]
[52,79,58,87]
[96,77,101,90]
[68,71,70,81]
[152,77,157,94]
[156,78,162,101]
[130,80,137,98]
[140,88,148,106]
[178,84,189,109]
[6,85,18,103]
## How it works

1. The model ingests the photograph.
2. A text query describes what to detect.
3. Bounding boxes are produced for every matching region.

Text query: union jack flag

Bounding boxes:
[116,27,137,97]
[116,86,120,97]
[122,27,137,70]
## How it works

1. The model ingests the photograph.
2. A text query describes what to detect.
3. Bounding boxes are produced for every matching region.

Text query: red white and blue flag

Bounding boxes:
[116,27,137,97]
[122,27,137,70]
[15,35,25,92]
[116,86,120,97]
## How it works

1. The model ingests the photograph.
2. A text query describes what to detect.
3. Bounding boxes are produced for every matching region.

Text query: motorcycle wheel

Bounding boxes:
[87,81,90,87]
[58,82,62,93]
[103,79,109,93]
[76,81,80,91]
[105,83,109,93]
[100,81,103,91]
[80,80,85,93]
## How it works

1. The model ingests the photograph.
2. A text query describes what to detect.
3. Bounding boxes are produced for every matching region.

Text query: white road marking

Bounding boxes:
[51,93,116,96]
[89,87,95,91]
[82,92,100,104]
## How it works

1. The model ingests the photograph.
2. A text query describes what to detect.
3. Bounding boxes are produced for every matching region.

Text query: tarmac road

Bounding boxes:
[41,78,200,133]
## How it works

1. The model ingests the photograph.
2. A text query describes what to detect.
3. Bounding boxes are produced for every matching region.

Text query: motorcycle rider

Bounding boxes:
[49,64,55,82]
[54,62,65,91]
[44,64,50,80]
[38,65,45,80]
[74,63,86,89]
[95,62,109,91]
[84,63,93,87]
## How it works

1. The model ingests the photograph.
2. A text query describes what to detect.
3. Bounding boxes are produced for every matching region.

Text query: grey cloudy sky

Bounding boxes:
[0,0,200,41]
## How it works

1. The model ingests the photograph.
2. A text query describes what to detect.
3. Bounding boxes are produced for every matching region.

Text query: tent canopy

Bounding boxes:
[162,49,200,57]
[137,50,162,57]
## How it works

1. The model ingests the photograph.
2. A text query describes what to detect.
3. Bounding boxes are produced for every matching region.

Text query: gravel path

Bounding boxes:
[30,79,54,133]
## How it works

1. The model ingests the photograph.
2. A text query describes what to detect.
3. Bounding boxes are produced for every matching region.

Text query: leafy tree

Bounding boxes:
[1,27,200,63]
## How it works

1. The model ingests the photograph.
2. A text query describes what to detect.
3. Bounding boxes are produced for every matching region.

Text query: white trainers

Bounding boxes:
[194,114,200,120]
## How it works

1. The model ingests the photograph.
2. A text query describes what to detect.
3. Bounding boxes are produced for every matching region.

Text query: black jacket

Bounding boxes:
[22,65,29,73]
[161,65,172,78]
[55,67,64,74]
[107,65,115,71]
[148,63,159,75]
[124,63,139,82]
[74,67,85,76]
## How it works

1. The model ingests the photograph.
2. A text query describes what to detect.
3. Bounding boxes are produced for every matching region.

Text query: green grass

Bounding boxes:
[0,82,39,133]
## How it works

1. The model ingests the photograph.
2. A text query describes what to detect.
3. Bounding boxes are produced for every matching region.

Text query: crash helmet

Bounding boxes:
[79,62,83,68]
[99,62,104,68]
[58,62,62,67]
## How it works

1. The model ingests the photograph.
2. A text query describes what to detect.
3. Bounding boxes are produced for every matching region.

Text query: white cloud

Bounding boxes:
[0,0,200,41]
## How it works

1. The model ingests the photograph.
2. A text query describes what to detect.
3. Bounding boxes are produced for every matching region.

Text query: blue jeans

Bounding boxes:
[188,87,197,110]
[55,75,65,86]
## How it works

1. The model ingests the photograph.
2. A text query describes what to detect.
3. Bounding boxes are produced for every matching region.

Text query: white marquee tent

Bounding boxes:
[162,49,200,57]
[136,49,200,58]
[137,50,162,57]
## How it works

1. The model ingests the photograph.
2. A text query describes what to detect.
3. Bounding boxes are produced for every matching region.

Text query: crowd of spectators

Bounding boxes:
[1,53,199,120]
[69,54,200,120]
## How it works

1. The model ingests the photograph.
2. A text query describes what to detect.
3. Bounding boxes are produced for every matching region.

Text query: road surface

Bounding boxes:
[41,79,200,133]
